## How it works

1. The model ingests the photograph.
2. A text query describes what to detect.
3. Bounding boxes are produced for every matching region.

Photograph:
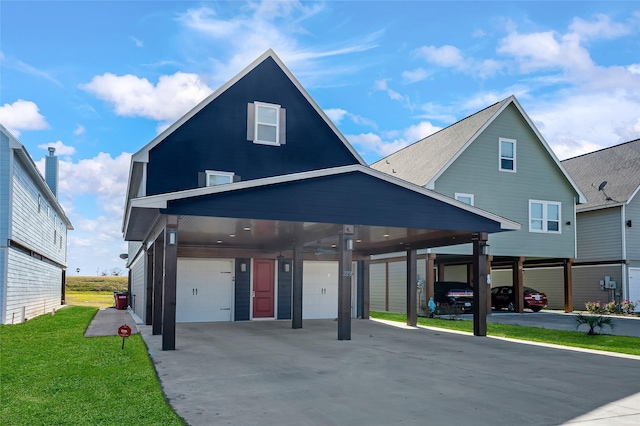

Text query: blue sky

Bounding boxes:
[1,1,639,276]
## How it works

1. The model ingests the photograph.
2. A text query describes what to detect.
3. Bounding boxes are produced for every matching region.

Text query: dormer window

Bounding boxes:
[499,138,516,172]
[205,170,234,186]
[247,101,286,146]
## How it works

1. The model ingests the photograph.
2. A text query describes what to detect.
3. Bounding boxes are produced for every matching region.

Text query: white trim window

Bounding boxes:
[455,193,474,206]
[499,138,516,172]
[245,101,287,146]
[205,170,234,186]
[529,200,561,233]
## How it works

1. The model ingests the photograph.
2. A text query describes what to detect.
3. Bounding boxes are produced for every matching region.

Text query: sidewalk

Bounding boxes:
[84,307,139,337]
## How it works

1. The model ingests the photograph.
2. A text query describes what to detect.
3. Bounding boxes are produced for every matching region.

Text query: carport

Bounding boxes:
[125,164,519,350]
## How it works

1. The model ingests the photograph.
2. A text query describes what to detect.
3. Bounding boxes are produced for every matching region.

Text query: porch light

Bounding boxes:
[345,237,354,251]
[167,229,177,246]
[283,262,290,273]
[240,262,247,272]
[481,243,490,256]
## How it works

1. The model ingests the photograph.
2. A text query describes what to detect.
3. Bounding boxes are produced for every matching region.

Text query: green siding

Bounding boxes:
[576,208,623,261]
[434,104,577,258]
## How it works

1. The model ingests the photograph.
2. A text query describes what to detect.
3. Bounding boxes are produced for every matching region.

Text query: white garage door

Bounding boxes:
[629,268,640,313]
[176,258,234,323]
[303,261,357,319]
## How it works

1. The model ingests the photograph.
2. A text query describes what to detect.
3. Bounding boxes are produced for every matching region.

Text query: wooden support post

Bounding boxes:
[472,233,488,336]
[292,242,303,329]
[406,249,417,327]
[145,247,153,325]
[162,217,178,351]
[513,257,524,314]
[152,236,164,335]
[437,262,445,282]
[338,225,354,340]
[564,258,574,313]
[362,258,370,319]
[486,255,493,315]
[425,253,436,315]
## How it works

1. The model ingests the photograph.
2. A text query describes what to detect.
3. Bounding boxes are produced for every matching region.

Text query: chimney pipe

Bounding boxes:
[45,147,59,198]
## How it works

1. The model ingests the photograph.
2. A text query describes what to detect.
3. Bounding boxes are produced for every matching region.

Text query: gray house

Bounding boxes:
[561,139,640,311]
[371,96,586,313]
[0,124,73,324]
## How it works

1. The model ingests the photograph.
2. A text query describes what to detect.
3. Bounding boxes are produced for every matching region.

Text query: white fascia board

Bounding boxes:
[626,184,640,206]
[131,49,366,166]
[576,203,624,213]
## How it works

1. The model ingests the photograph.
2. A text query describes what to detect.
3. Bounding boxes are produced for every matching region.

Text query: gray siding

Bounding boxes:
[130,254,145,316]
[387,261,407,313]
[370,263,386,312]
[626,196,640,261]
[434,104,577,258]
[4,248,62,323]
[11,155,68,265]
[576,208,623,261]
[1,132,10,243]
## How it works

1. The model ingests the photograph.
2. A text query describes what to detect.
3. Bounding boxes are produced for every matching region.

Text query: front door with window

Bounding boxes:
[253,259,274,318]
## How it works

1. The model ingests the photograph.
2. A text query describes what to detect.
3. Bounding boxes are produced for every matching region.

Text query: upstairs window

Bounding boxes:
[247,101,286,146]
[499,138,516,172]
[205,170,234,186]
[455,193,474,206]
[529,200,561,233]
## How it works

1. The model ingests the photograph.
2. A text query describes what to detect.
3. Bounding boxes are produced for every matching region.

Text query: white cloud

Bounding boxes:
[569,14,633,41]
[412,44,503,78]
[348,120,441,159]
[79,72,212,128]
[324,108,348,124]
[374,79,414,110]
[74,124,85,135]
[402,68,429,83]
[177,4,378,87]
[130,36,144,47]
[0,99,49,136]
[38,140,76,156]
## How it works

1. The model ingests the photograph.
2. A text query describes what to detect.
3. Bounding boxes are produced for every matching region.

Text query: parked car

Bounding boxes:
[491,286,548,312]
[434,281,474,313]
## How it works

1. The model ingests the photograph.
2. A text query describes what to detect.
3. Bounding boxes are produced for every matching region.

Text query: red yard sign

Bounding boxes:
[118,324,132,349]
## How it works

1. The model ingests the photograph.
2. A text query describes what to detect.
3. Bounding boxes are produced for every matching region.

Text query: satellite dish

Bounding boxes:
[598,181,607,191]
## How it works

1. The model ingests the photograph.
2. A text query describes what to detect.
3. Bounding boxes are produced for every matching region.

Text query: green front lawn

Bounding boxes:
[371,311,640,356]
[0,306,185,425]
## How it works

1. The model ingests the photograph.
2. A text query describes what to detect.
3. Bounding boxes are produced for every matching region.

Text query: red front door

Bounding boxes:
[253,259,274,318]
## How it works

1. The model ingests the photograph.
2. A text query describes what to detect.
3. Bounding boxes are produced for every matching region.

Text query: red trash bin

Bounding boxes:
[114,292,128,310]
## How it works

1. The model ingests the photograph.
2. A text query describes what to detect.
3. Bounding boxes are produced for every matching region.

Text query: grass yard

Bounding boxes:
[371,311,640,356]
[0,306,185,425]
[65,291,118,309]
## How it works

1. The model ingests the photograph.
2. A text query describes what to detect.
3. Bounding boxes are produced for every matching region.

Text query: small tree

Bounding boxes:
[111,267,123,276]
[575,313,615,335]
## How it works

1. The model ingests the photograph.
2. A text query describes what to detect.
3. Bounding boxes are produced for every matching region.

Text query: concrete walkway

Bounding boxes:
[84,307,139,337]
[138,319,640,426]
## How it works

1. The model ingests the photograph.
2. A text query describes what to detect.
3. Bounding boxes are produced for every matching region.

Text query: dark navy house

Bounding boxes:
[123,50,519,350]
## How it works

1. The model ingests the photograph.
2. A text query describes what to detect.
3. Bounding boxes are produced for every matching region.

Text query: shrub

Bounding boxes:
[575,313,615,335]
[603,300,618,314]
[620,299,638,315]
[585,301,602,314]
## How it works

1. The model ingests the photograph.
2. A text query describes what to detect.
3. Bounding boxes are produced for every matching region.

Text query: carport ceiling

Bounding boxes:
[175,215,479,255]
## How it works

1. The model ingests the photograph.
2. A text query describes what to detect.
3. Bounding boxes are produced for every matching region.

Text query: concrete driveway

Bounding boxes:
[139,319,640,426]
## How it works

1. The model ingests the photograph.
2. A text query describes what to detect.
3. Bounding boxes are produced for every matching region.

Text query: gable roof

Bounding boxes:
[1,124,73,230]
[131,49,365,166]
[561,139,640,212]
[371,96,586,203]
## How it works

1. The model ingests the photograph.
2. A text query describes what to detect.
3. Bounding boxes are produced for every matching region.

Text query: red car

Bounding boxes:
[491,286,548,312]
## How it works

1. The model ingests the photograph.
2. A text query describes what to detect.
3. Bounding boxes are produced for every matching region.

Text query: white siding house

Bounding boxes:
[0,125,73,324]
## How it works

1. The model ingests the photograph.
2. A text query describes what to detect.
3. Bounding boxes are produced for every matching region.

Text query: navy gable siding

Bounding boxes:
[147,57,360,196]
[163,172,505,233]
[234,258,251,321]
[277,257,292,319]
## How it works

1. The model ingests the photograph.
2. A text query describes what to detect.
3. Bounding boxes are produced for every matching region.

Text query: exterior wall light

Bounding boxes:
[167,229,177,246]
[240,262,247,272]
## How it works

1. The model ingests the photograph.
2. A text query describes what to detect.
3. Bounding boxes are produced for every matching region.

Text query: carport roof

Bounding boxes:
[125,165,519,254]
